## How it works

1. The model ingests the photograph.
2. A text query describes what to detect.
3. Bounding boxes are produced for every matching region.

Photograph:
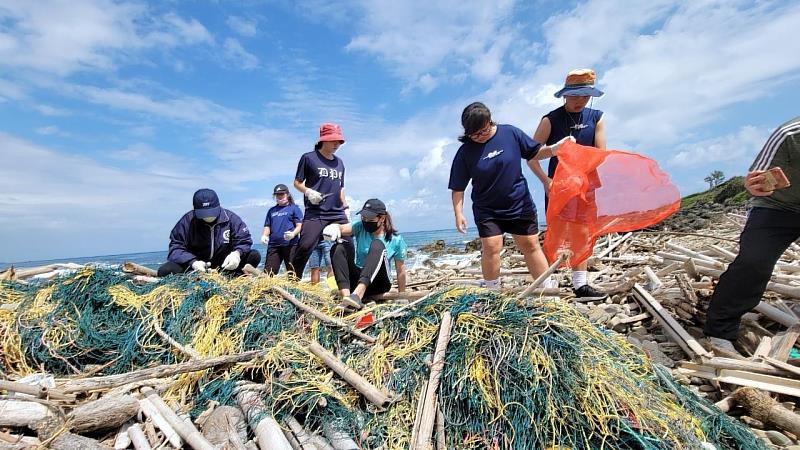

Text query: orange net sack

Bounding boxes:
[542,141,680,267]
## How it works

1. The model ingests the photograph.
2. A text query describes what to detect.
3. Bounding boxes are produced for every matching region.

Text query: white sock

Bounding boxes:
[483,279,500,290]
[542,276,558,289]
[572,271,588,289]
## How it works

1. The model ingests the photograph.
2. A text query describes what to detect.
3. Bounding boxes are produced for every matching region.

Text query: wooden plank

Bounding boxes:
[632,284,712,358]
[769,324,800,362]
[679,362,800,398]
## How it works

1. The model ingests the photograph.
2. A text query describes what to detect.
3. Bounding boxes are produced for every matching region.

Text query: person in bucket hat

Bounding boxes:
[290,123,354,278]
[530,68,607,299]
[157,188,261,276]
[261,183,303,275]
[320,198,407,309]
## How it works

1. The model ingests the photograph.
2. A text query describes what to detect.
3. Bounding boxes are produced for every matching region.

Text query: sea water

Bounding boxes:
[2,227,482,272]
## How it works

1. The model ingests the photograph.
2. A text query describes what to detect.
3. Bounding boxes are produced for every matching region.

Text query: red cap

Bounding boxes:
[318,123,345,143]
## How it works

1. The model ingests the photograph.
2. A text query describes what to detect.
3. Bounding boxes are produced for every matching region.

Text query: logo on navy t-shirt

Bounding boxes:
[317,168,342,180]
[482,149,504,160]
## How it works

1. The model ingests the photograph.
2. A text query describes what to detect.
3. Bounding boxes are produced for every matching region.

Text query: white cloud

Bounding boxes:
[344,0,517,92]
[669,126,769,168]
[223,38,259,70]
[226,16,258,37]
[35,125,61,136]
[34,104,71,116]
[204,127,306,184]
[0,0,212,75]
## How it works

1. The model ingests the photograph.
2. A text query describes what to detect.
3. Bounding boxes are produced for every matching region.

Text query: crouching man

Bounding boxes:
[158,188,261,276]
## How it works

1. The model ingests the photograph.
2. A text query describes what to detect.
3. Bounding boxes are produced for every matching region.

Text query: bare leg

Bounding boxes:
[480,235,504,281]
[310,268,320,285]
[512,234,550,278]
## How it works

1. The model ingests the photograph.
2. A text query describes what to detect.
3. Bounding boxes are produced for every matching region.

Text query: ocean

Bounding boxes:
[2,227,481,272]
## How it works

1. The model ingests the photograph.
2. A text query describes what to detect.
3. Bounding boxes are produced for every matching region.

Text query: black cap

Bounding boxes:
[356,198,386,219]
[273,184,289,194]
[193,188,221,219]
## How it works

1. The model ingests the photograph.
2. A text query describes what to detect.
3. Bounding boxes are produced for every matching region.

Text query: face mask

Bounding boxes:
[276,197,289,206]
[363,220,380,233]
[201,216,216,223]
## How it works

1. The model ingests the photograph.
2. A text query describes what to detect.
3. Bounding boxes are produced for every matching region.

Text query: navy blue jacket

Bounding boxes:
[167,209,253,267]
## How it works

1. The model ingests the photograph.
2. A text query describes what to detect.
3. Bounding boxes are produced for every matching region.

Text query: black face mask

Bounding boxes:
[363,221,380,233]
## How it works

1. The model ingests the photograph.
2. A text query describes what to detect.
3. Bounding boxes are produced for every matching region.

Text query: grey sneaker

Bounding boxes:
[340,293,364,310]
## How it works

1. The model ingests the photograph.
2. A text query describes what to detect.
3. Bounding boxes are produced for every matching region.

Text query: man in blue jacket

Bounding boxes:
[157,188,261,276]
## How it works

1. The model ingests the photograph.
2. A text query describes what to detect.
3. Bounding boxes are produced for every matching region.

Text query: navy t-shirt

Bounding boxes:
[294,150,346,220]
[448,124,541,222]
[264,204,303,246]
[545,106,603,177]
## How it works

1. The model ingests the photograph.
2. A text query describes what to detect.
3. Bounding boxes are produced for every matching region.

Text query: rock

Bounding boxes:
[765,430,793,446]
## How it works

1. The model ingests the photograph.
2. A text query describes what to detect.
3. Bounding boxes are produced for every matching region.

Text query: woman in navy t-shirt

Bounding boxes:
[530,68,607,299]
[289,123,353,278]
[448,102,572,290]
[261,184,303,275]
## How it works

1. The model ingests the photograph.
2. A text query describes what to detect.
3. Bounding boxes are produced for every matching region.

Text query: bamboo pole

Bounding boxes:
[139,397,182,449]
[595,232,632,259]
[366,291,436,330]
[272,286,376,344]
[412,311,454,450]
[517,253,568,298]
[128,423,152,450]
[140,387,215,450]
[307,340,392,408]
[322,422,359,450]
[235,390,292,450]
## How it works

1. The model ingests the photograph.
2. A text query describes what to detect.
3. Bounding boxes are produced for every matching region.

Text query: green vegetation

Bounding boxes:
[681,176,746,209]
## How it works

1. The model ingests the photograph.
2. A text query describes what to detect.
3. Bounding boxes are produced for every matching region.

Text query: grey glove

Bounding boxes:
[191,260,208,273]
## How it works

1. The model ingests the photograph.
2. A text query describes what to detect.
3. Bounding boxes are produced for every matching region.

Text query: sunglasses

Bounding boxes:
[469,122,495,139]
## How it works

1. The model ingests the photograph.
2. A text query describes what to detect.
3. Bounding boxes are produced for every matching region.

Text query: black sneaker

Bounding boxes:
[573,284,608,300]
[340,293,364,309]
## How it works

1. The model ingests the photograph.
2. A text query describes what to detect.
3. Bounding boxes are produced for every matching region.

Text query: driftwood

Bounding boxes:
[411,311,453,450]
[127,423,151,450]
[0,400,51,427]
[678,362,800,398]
[518,253,569,298]
[67,394,139,433]
[0,380,74,401]
[733,387,800,437]
[272,286,376,344]
[139,397,182,449]
[59,350,264,393]
[122,262,158,277]
[769,324,800,361]
[308,340,392,408]
[48,433,111,450]
[199,406,247,450]
[322,422,359,450]
[140,387,215,450]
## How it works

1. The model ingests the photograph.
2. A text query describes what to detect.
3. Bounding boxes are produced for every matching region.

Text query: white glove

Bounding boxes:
[221,251,241,271]
[260,234,269,245]
[191,260,208,273]
[305,188,323,205]
[550,136,576,156]
[322,224,341,242]
[283,230,296,241]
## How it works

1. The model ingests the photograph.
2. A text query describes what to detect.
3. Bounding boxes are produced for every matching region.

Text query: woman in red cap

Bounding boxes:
[290,123,353,278]
[530,68,608,299]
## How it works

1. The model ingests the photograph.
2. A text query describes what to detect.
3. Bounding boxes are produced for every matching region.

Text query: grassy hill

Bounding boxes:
[658,176,747,231]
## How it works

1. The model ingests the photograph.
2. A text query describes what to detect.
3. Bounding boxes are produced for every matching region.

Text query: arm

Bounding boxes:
[167,218,198,265]
[594,117,606,149]
[395,260,406,293]
[744,170,775,197]
[293,179,308,194]
[262,226,271,237]
[451,190,467,233]
[530,118,552,185]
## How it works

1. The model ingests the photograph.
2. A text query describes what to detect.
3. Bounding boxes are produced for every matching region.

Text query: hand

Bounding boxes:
[745,171,774,197]
[322,223,341,241]
[221,251,241,271]
[283,230,296,241]
[305,189,323,205]
[455,214,467,234]
[542,177,553,195]
[550,136,576,156]
[260,234,269,245]
[191,260,208,273]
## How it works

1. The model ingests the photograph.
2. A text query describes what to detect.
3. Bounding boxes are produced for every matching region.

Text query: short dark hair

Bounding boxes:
[459,102,492,143]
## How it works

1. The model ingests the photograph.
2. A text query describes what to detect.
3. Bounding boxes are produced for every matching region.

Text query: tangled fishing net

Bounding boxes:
[0,267,763,449]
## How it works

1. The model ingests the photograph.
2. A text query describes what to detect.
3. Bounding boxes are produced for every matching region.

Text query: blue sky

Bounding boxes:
[1,0,799,262]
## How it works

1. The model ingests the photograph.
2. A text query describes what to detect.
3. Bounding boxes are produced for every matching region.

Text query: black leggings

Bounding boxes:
[157,250,261,277]
[290,217,352,277]
[704,207,800,340]
[331,240,391,295]
[265,245,295,275]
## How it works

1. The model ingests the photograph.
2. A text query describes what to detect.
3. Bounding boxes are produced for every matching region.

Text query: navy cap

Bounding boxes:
[193,188,221,219]
[356,198,387,219]
[273,184,289,194]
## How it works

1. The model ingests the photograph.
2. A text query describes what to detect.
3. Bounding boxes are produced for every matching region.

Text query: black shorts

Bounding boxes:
[476,216,539,238]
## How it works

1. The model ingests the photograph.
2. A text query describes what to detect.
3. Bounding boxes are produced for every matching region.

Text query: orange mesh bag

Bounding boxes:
[543,141,680,267]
